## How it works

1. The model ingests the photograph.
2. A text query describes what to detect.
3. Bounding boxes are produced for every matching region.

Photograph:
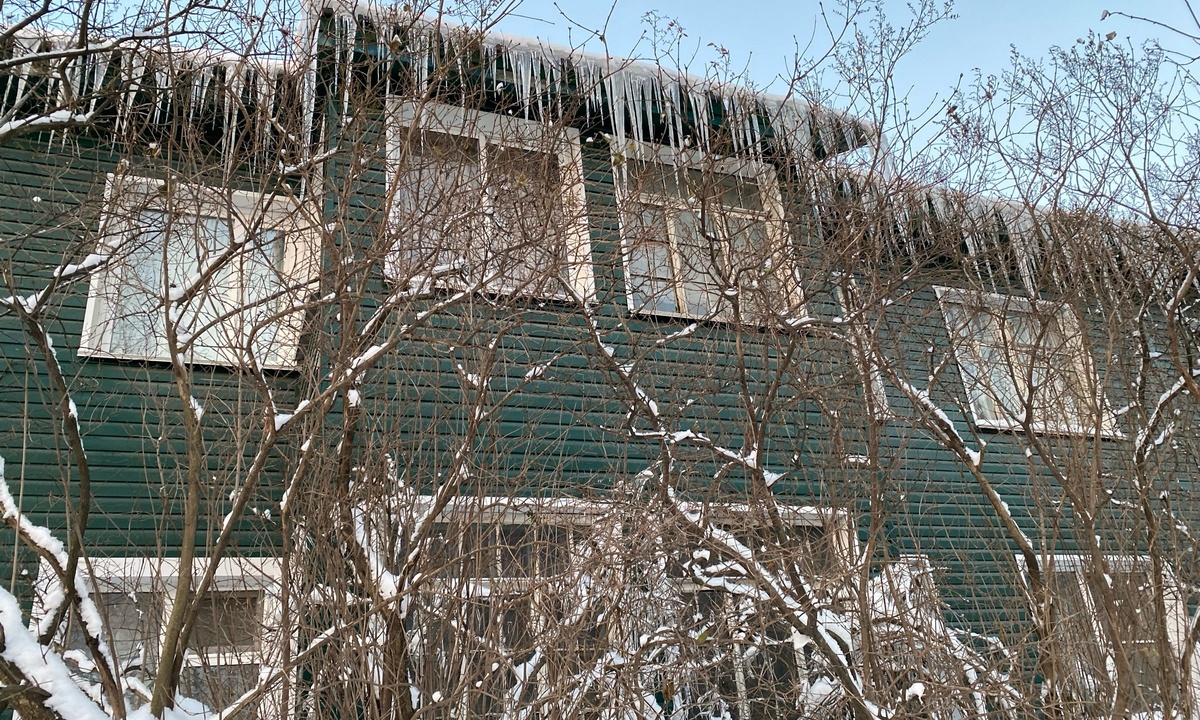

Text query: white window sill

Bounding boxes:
[972,415,1123,440]
[77,345,300,372]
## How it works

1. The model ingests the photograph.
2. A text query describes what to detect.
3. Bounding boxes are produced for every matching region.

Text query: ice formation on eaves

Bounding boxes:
[326,4,877,165]
[0,30,294,151]
[0,7,876,168]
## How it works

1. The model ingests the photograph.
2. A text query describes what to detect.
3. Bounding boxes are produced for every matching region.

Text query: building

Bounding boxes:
[0,5,1195,718]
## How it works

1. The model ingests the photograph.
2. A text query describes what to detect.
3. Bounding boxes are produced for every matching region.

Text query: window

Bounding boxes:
[386,102,593,300]
[617,142,797,322]
[80,175,312,369]
[667,505,854,720]
[37,556,281,718]
[1019,555,1193,717]
[402,499,851,720]
[404,499,608,719]
[672,588,812,719]
[936,287,1113,434]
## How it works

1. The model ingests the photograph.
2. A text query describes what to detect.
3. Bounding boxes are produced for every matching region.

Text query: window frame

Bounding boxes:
[1015,553,1197,715]
[405,496,608,718]
[936,286,1116,436]
[614,140,798,323]
[408,497,854,719]
[34,555,282,714]
[79,173,313,370]
[385,100,594,301]
[672,501,856,575]
[669,503,856,719]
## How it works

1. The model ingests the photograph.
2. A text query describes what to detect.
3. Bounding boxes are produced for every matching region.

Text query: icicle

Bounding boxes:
[518,51,532,118]
[669,83,683,151]
[725,96,738,152]
[326,8,886,164]
[536,54,547,119]
[523,51,535,119]
[629,74,645,146]
[691,86,710,150]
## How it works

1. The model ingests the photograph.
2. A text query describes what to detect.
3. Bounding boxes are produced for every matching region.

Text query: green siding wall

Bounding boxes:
[0,136,295,596]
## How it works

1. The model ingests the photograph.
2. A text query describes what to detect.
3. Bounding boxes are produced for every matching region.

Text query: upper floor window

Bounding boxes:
[80,175,312,369]
[937,287,1114,435]
[616,143,798,323]
[386,102,593,300]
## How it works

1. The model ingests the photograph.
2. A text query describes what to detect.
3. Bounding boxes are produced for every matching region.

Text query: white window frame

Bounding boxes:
[672,501,857,575]
[670,503,856,719]
[936,286,1116,436]
[614,140,798,323]
[1016,554,1198,713]
[408,497,853,719]
[79,174,314,370]
[385,100,594,301]
[406,495,607,717]
[34,555,282,714]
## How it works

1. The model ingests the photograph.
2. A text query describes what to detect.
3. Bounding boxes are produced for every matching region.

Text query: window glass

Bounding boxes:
[84,178,304,368]
[1099,568,1165,713]
[392,130,485,277]
[64,585,265,717]
[939,289,1110,433]
[1048,566,1112,711]
[674,590,805,720]
[1041,561,1174,716]
[620,155,792,322]
[410,518,581,719]
[180,664,260,718]
[67,591,159,673]
[388,107,589,300]
[189,592,261,654]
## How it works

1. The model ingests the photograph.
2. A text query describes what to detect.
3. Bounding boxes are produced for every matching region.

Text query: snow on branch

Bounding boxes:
[0,110,95,141]
[0,588,109,720]
[0,456,117,716]
[670,491,883,719]
[0,253,109,321]
[0,459,68,570]
[892,376,983,467]
[1134,367,1199,459]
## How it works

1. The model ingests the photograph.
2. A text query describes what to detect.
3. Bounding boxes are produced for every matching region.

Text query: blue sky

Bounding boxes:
[494,1,1196,121]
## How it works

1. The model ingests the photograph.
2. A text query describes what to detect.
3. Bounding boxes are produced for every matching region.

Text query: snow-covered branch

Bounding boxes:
[0,110,96,142]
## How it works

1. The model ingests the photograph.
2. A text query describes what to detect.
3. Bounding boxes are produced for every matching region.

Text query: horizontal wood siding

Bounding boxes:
[0,136,295,595]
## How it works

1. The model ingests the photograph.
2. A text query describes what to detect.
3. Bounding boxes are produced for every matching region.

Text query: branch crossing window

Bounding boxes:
[666,506,853,719]
[80,175,311,368]
[619,146,796,322]
[674,589,811,719]
[398,500,851,720]
[937,287,1113,434]
[406,505,607,719]
[1026,556,1193,717]
[41,557,280,718]
[387,102,593,299]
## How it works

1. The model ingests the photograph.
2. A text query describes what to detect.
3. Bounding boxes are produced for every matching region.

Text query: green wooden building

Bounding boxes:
[0,6,1195,718]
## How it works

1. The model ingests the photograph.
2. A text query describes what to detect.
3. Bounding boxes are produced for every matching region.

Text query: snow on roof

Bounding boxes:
[318,1,879,164]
